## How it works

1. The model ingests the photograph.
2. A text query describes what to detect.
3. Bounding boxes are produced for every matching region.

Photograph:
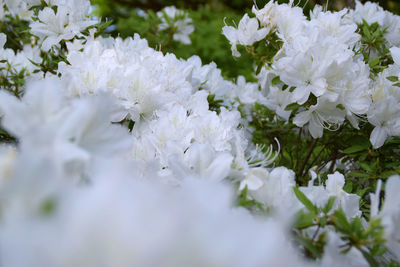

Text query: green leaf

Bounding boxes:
[369,57,380,68]
[323,197,336,214]
[39,198,56,215]
[393,82,400,87]
[361,249,380,267]
[363,23,372,40]
[350,217,364,236]
[332,209,351,233]
[294,187,317,213]
[372,27,383,39]
[359,162,375,172]
[348,170,370,178]
[255,60,264,75]
[271,76,282,86]
[294,210,315,229]
[356,187,371,198]
[387,76,399,82]
[344,181,353,193]
[295,233,322,259]
[342,145,368,154]
[380,171,398,178]
[284,103,299,111]
[320,216,328,228]
[336,104,345,110]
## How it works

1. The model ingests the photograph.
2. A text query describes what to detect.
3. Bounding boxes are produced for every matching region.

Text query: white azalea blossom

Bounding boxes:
[370,175,400,258]
[29,1,96,51]
[222,14,268,57]
[1,0,400,265]
[295,172,362,225]
[157,6,194,44]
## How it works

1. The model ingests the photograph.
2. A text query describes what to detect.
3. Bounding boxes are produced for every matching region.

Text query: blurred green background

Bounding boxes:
[91,0,400,80]
[91,0,400,14]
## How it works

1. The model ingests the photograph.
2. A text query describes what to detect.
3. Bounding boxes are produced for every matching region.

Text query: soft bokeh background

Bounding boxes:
[91,0,400,80]
[91,0,400,12]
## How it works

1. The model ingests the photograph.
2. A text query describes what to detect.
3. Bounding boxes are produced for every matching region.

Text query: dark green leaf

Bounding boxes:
[271,76,282,86]
[387,76,399,82]
[294,187,317,213]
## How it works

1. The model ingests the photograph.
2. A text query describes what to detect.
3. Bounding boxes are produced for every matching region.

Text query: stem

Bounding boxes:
[317,152,344,173]
[296,128,302,169]
[328,158,337,173]
[1,22,24,50]
[298,138,318,181]
[311,224,321,242]
[307,142,328,172]
[161,28,175,51]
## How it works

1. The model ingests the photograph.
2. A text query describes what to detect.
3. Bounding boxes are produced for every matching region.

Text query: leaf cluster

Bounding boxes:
[358,20,393,76]
[293,188,397,266]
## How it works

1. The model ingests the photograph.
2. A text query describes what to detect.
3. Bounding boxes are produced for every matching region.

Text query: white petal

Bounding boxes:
[390,47,400,66]
[326,171,345,194]
[311,78,327,97]
[293,110,312,127]
[205,153,233,181]
[309,115,323,138]
[222,26,238,44]
[0,33,6,48]
[292,86,310,105]
[370,126,388,148]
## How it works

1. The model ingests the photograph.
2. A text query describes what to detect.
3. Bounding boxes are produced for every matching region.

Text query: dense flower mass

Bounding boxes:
[223,0,400,147]
[1,0,400,266]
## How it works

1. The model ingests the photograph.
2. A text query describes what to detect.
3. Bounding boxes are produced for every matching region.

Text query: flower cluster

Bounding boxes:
[223,0,400,148]
[0,0,400,266]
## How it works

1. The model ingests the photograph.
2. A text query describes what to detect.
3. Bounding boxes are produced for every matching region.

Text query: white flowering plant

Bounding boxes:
[98,5,194,52]
[0,0,400,266]
[225,1,400,188]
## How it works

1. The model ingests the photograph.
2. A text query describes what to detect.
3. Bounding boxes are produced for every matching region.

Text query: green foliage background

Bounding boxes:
[91,0,400,80]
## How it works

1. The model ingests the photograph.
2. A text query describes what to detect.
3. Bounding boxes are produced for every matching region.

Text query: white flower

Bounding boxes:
[4,0,36,20]
[0,0,5,21]
[157,6,194,45]
[240,166,299,214]
[321,231,369,267]
[371,175,400,257]
[391,47,400,66]
[222,14,268,57]
[239,167,268,191]
[301,171,361,219]
[0,175,306,267]
[276,52,327,104]
[0,78,131,181]
[293,99,345,139]
[326,172,361,218]
[168,143,233,182]
[30,4,96,51]
[252,2,306,42]
[352,0,386,25]
[0,78,68,138]
[261,85,293,121]
[368,96,400,148]
[231,76,265,105]
[310,8,360,47]
[0,32,5,48]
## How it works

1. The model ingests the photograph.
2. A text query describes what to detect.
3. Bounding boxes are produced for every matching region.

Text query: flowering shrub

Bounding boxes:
[1,0,400,266]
